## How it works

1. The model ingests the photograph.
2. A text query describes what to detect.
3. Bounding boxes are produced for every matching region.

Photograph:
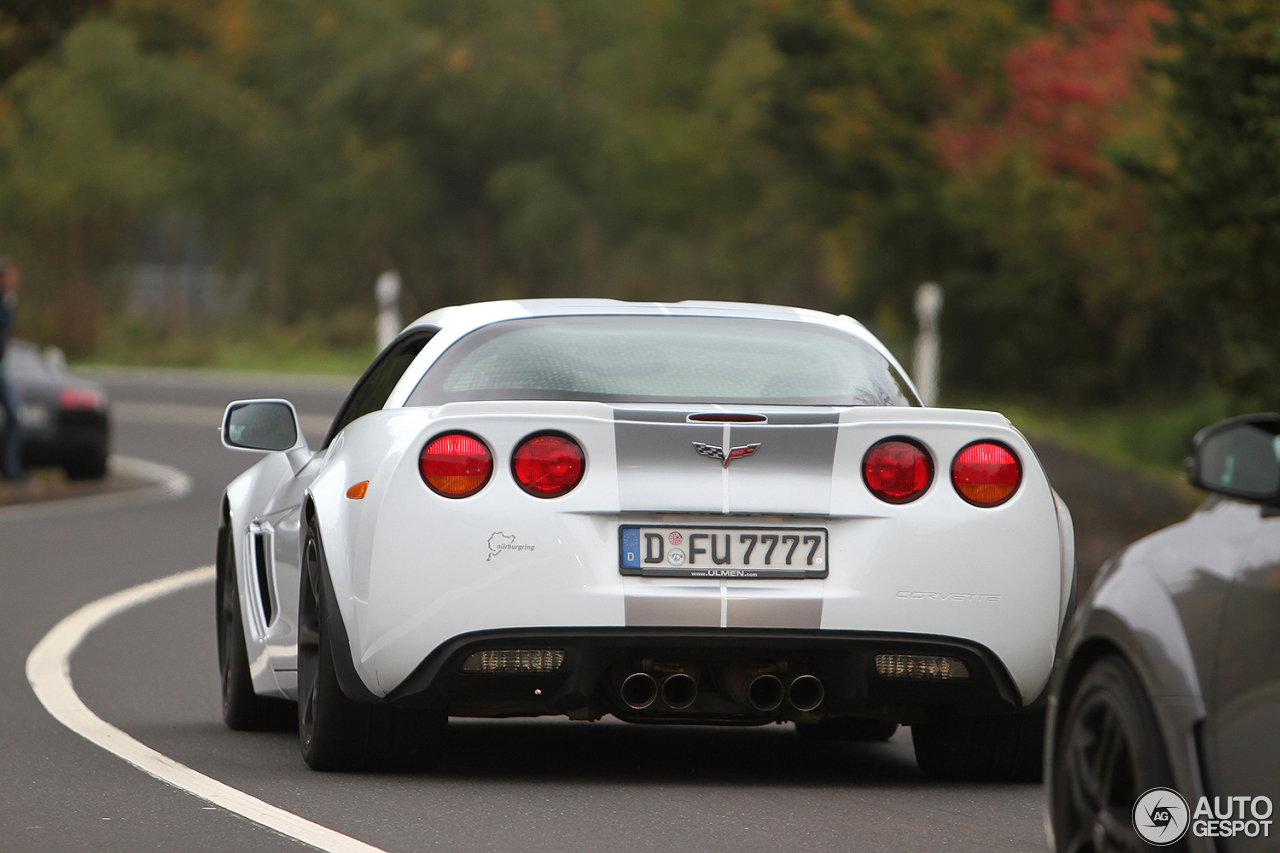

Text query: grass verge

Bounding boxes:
[77,313,377,376]
[961,393,1235,481]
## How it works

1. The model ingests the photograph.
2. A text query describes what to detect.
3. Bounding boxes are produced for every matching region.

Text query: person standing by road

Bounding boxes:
[0,258,27,482]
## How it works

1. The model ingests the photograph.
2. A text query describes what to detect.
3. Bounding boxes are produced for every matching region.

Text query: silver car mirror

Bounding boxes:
[1187,413,1280,504]
[221,399,305,453]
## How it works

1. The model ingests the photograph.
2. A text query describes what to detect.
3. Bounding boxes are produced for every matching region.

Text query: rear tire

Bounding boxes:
[297,521,446,771]
[64,444,107,480]
[216,524,294,731]
[912,708,1044,782]
[797,717,898,742]
[1050,654,1181,851]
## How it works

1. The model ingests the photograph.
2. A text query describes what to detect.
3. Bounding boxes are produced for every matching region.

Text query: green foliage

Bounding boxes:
[1156,0,1280,409]
[87,310,375,374]
[986,393,1232,477]
[0,0,1267,414]
[0,0,110,83]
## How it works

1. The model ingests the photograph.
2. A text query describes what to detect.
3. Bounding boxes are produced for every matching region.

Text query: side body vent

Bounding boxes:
[249,522,275,625]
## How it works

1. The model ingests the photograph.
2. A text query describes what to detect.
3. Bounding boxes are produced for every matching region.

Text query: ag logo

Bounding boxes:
[1133,787,1190,845]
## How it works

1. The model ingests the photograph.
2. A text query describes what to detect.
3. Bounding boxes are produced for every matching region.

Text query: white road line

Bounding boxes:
[0,455,193,523]
[26,567,390,853]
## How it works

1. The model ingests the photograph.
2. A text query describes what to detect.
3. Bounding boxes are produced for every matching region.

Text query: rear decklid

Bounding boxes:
[611,404,1031,517]
[614,406,841,515]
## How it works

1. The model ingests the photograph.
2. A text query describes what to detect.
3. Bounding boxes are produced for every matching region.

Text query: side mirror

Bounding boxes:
[1187,413,1280,504]
[221,399,306,453]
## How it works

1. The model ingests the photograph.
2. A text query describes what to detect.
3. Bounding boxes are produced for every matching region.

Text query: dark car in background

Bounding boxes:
[1046,413,1280,853]
[5,341,110,480]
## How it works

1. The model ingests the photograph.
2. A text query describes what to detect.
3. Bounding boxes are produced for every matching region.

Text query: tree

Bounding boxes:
[1158,0,1280,408]
[929,0,1183,401]
[0,0,110,83]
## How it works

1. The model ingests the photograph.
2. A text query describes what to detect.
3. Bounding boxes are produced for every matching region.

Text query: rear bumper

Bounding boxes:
[21,416,108,466]
[361,626,1024,723]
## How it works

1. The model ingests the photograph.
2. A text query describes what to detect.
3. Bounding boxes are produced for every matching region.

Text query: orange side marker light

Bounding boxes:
[346,481,370,500]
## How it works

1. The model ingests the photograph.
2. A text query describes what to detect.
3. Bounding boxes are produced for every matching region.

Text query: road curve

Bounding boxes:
[4,371,1047,853]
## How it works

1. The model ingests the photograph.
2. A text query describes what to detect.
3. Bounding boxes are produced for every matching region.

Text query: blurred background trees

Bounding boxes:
[0,0,1275,408]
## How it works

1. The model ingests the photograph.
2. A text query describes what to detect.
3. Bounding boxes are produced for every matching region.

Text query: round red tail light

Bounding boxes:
[863,438,933,504]
[952,441,1021,506]
[512,433,584,497]
[419,433,492,497]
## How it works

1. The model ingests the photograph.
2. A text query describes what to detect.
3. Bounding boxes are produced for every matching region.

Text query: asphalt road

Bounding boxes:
[3,371,1048,853]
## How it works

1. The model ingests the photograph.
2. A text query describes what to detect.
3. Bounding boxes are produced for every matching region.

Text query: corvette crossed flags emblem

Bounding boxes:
[692,441,761,468]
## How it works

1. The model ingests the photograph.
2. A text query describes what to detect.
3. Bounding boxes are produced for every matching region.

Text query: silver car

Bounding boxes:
[1046,413,1280,852]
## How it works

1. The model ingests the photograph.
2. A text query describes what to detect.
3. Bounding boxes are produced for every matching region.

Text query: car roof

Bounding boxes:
[379,299,922,410]
[403,298,892,360]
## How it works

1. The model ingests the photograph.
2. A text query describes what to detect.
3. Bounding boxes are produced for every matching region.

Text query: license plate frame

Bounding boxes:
[619,525,828,579]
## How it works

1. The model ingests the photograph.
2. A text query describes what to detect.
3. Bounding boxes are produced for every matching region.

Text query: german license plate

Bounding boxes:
[620,525,828,579]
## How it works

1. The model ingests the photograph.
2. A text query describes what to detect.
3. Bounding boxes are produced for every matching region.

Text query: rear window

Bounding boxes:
[406,315,919,407]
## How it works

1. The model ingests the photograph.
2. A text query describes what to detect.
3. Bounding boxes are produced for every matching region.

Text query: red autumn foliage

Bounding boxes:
[935,0,1170,183]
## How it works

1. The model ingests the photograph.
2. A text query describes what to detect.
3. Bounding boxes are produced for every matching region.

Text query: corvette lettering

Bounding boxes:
[692,441,761,467]
[896,591,1001,602]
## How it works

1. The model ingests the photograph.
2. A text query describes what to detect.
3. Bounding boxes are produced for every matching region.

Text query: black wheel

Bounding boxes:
[1051,655,1182,852]
[64,444,107,480]
[797,717,899,742]
[912,708,1044,782]
[216,524,294,731]
[297,521,446,771]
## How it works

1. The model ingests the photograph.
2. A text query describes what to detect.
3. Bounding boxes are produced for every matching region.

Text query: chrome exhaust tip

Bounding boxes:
[747,674,784,712]
[620,672,658,709]
[661,673,698,710]
[788,674,824,712]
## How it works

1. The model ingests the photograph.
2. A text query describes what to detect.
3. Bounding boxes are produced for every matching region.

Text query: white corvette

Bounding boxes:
[216,299,1075,777]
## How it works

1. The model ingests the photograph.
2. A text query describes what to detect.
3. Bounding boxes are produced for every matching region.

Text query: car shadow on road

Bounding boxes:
[431,718,930,787]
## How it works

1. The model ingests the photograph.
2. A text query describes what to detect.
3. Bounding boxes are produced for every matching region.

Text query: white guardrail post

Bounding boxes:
[913,282,942,407]
[375,270,403,352]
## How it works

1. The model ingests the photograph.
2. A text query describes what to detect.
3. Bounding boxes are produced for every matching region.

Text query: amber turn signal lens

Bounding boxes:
[952,441,1021,506]
[345,481,369,500]
[420,433,493,497]
[862,438,933,504]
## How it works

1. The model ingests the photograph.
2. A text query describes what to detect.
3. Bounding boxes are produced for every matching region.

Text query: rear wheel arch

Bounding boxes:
[1056,600,1205,763]
[296,509,445,771]
[1049,651,1183,851]
[1051,638,1126,755]
[300,508,380,704]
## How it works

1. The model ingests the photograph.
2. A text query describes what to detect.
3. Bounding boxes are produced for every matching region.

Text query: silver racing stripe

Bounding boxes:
[614,417,724,513]
[615,407,835,629]
[624,586,721,627]
[623,583,824,629]
[726,594,822,629]
[613,407,840,514]
[719,421,837,514]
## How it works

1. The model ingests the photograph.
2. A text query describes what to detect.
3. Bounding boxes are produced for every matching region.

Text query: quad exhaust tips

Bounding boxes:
[623,669,823,713]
